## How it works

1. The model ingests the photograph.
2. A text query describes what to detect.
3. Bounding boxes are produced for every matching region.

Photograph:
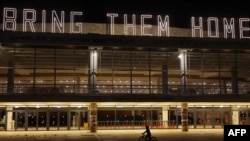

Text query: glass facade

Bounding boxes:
[0,45,250,131]
[0,105,249,131]
[10,107,88,131]
[1,48,250,95]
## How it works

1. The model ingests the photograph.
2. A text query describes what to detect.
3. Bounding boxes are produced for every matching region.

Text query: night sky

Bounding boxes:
[1,0,250,28]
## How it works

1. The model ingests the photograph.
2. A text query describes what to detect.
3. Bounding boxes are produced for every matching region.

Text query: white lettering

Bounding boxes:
[124,14,136,35]
[223,18,235,39]
[239,18,250,39]
[106,13,118,35]
[207,17,219,38]
[191,17,203,38]
[70,11,83,34]
[42,10,46,32]
[235,129,241,136]
[52,10,65,33]
[3,7,17,31]
[23,9,36,32]
[2,7,250,40]
[228,129,235,136]
[141,14,152,36]
[157,15,170,37]
[228,129,247,136]
[241,129,247,136]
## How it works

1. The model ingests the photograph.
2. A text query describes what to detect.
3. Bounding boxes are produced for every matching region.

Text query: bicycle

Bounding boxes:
[138,132,157,141]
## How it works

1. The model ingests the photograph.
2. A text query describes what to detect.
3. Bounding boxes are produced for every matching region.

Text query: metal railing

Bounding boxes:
[0,84,249,96]
[98,120,168,129]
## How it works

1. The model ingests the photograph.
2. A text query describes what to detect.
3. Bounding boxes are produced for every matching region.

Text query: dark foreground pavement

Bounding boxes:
[0,129,223,141]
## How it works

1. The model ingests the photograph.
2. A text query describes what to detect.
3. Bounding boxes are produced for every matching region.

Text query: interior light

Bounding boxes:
[178,54,182,59]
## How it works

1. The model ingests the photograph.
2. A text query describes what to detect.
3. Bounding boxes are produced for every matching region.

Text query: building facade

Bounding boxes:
[1,1,250,132]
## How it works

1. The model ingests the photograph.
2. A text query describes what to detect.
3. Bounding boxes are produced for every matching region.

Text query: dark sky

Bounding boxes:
[1,0,250,28]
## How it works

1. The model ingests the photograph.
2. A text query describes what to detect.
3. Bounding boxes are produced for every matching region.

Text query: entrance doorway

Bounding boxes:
[239,110,250,125]
[12,107,88,131]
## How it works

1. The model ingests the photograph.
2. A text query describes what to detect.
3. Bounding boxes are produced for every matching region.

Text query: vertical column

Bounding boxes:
[89,103,97,132]
[162,106,168,128]
[146,110,151,124]
[157,110,162,121]
[6,106,13,131]
[131,110,135,119]
[156,78,161,93]
[162,65,168,94]
[7,56,14,94]
[231,66,238,95]
[89,47,98,93]
[181,103,188,131]
[156,110,162,128]
[76,76,81,93]
[88,47,102,94]
[137,110,142,119]
[179,49,188,95]
[232,106,239,125]
[223,80,227,95]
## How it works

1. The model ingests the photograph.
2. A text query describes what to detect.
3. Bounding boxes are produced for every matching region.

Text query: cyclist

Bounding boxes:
[142,125,151,140]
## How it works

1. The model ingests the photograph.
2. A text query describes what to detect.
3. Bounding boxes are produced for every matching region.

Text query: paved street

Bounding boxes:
[0,129,224,141]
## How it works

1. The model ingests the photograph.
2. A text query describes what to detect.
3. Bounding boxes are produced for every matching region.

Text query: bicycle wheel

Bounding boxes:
[138,136,144,141]
[151,137,157,141]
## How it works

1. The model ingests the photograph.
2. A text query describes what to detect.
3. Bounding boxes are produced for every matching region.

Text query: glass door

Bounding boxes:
[59,111,68,130]
[13,110,26,131]
[38,112,47,130]
[195,110,204,128]
[27,111,37,130]
[239,110,250,125]
[49,111,58,130]
[70,110,88,130]
[204,110,212,128]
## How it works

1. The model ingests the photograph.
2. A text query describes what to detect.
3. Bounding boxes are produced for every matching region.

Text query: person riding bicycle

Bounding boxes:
[142,125,151,140]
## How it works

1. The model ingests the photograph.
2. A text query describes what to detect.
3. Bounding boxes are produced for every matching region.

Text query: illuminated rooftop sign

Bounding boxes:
[2,7,250,39]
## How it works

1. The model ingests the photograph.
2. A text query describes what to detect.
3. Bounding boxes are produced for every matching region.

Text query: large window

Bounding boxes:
[1,46,250,95]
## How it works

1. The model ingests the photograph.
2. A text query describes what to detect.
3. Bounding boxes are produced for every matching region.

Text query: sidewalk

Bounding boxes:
[0,129,224,141]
